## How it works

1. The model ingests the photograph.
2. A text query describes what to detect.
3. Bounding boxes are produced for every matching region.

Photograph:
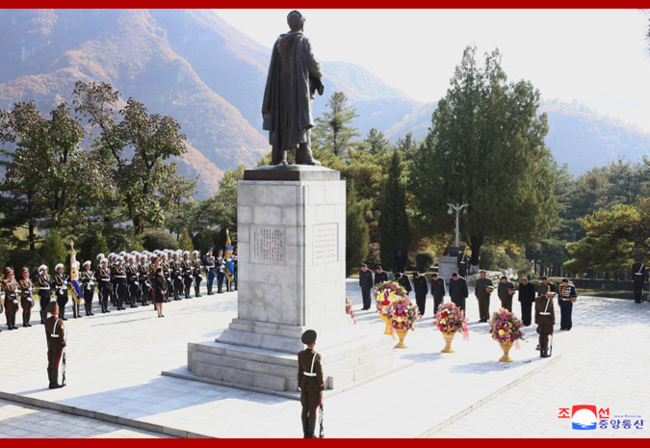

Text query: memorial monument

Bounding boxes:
[168,11,400,398]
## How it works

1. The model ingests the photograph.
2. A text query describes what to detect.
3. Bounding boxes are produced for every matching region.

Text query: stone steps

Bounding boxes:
[191,362,288,391]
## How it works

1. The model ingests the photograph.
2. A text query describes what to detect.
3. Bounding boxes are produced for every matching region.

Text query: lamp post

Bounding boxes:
[447,203,468,248]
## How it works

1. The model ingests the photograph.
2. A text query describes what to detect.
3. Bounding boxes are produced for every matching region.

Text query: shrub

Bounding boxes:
[41,229,68,272]
[143,230,178,251]
[415,252,434,273]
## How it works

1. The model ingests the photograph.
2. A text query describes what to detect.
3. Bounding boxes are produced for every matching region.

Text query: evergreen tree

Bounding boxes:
[346,185,369,275]
[364,128,391,155]
[91,231,110,260]
[178,228,194,252]
[41,229,67,272]
[313,92,360,157]
[378,150,412,270]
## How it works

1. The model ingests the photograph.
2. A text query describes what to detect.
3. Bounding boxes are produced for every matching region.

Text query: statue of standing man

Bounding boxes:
[262,10,324,166]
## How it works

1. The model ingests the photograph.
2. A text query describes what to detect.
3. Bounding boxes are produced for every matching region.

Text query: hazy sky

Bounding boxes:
[217,9,650,132]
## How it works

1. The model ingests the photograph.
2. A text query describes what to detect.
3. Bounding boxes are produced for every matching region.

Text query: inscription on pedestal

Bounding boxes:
[313,223,338,264]
[252,226,286,264]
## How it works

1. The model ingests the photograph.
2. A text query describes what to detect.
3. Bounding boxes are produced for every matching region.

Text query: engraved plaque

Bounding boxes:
[252,226,285,264]
[313,223,338,264]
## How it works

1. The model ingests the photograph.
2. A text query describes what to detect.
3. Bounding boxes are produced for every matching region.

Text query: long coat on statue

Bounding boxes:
[262,30,323,155]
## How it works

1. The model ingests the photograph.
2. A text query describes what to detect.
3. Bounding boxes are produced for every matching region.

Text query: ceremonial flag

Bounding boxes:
[225,229,235,283]
[70,241,82,304]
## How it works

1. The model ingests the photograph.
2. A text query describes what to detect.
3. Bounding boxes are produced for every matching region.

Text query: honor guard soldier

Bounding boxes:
[80,261,95,316]
[170,252,183,300]
[111,257,127,310]
[181,251,193,298]
[54,264,69,321]
[139,255,151,306]
[535,283,555,358]
[37,265,52,324]
[2,267,20,330]
[44,302,67,389]
[497,276,515,312]
[430,273,446,314]
[558,278,577,330]
[126,255,140,308]
[192,251,203,297]
[396,272,412,296]
[359,264,373,310]
[518,277,536,326]
[203,248,216,295]
[457,247,468,278]
[412,272,428,316]
[632,256,646,304]
[96,258,111,313]
[374,265,388,285]
[108,253,117,306]
[298,329,324,438]
[18,267,35,327]
[448,272,468,312]
[474,271,494,322]
[232,246,238,291]
[216,248,226,293]
[161,253,173,302]
[149,255,161,306]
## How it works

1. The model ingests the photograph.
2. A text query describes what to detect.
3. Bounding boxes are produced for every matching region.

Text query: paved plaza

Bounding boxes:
[0,280,648,438]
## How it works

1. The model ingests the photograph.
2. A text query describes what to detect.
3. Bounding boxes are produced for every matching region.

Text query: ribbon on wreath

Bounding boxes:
[514,339,521,350]
[462,321,469,341]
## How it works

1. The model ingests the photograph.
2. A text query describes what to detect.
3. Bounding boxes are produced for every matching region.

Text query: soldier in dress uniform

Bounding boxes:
[396,273,412,296]
[558,278,577,331]
[126,255,140,308]
[37,265,52,324]
[54,264,69,321]
[170,252,183,300]
[298,329,323,439]
[232,246,238,291]
[161,253,173,302]
[18,267,35,327]
[203,248,216,295]
[96,258,111,313]
[430,273,446,314]
[80,261,95,316]
[216,248,226,294]
[108,253,117,306]
[474,271,494,322]
[181,251,193,299]
[534,282,555,358]
[374,265,388,285]
[497,276,515,312]
[632,256,647,304]
[412,272,428,316]
[44,302,66,389]
[457,247,468,278]
[192,251,203,298]
[139,255,151,306]
[358,264,373,310]
[448,272,468,312]
[112,257,127,310]
[2,267,20,330]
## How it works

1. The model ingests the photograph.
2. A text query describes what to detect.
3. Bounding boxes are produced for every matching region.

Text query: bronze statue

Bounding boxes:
[262,10,324,166]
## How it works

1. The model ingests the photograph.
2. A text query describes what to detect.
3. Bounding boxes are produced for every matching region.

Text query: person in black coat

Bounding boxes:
[517,277,536,326]
[448,272,468,312]
[153,267,168,318]
[430,273,446,314]
[393,251,407,274]
[396,273,411,296]
[412,272,428,316]
[358,264,374,310]
[374,265,388,285]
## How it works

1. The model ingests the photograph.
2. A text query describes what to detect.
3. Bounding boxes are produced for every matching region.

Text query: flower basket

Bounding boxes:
[433,302,468,353]
[387,296,420,349]
[488,308,525,362]
[345,297,356,324]
[374,281,408,338]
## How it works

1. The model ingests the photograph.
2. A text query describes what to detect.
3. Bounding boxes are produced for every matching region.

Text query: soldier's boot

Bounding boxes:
[307,417,317,438]
[26,310,32,327]
[302,418,309,438]
[207,284,212,295]
[130,295,136,308]
[185,285,191,298]
[226,282,231,293]
[195,285,201,297]
[234,279,237,291]
[6,314,13,330]
[218,281,223,294]
[59,306,66,321]
[21,312,26,327]
[41,309,45,324]
[49,368,63,389]
[11,314,19,330]
[540,341,549,358]
[72,304,78,319]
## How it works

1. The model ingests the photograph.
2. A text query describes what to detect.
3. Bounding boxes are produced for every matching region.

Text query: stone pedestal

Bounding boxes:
[183,166,398,397]
[437,255,458,283]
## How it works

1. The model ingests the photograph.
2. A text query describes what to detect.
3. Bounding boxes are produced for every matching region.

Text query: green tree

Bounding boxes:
[91,231,110,260]
[378,150,412,270]
[408,46,556,266]
[346,185,370,275]
[313,91,360,157]
[364,128,391,155]
[41,229,67,272]
[178,228,194,252]
[395,132,418,163]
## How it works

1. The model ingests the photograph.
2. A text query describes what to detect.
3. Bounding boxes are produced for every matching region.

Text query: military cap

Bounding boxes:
[55,263,64,271]
[38,265,48,273]
[3,267,14,277]
[192,250,199,256]
[83,260,92,267]
[207,247,213,252]
[96,253,105,260]
[46,302,58,313]
[20,267,29,275]
[301,329,317,345]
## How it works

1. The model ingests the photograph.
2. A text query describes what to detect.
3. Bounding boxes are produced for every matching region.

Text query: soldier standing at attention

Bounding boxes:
[558,278,577,331]
[112,257,127,311]
[298,329,323,438]
[54,264,69,321]
[203,248,216,295]
[139,255,151,306]
[96,259,111,314]
[181,251,193,299]
[497,276,515,312]
[632,256,646,304]
[126,255,140,308]
[457,247,468,278]
[216,248,226,294]
[448,272,469,312]
[80,261,95,316]
[374,265,388,285]
[18,267,35,327]
[2,267,20,330]
[412,272,428,316]
[430,273,446,314]
[37,265,52,324]
[358,264,374,310]
[232,246,238,291]
[170,252,183,300]
[535,284,555,358]
[474,271,494,323]
[44,302,66,389]
[161,253,173,303]
[192,251,203,298]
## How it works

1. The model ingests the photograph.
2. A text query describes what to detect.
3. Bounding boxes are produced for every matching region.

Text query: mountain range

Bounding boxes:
[1,9,648,198]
